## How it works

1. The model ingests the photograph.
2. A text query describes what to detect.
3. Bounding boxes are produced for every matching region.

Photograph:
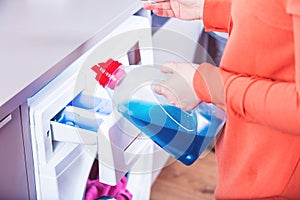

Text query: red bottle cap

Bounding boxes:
[91,58,122,88]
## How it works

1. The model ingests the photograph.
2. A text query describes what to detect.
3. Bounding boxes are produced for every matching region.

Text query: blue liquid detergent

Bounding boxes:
[118,100,224,166]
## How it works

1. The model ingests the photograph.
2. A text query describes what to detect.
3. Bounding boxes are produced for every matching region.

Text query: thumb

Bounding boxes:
[154,81,179,106]
[160,62,179,74]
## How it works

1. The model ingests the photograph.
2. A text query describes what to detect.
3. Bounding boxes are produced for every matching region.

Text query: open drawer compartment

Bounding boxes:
[28,15,156,199]
[50,91,152,185]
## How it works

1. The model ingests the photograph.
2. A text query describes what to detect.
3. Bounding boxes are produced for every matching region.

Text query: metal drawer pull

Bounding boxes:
[0,114,12,129]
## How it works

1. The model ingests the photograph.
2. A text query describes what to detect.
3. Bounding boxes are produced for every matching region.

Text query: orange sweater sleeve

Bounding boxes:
[193,0,233,102]
[202,0,232,33]
[219,4,300,135]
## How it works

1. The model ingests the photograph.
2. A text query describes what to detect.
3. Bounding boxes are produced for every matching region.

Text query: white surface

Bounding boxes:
[28,16,155,199]
[0,0,142,118]
[213,31,229,39]
[152,18,204,64]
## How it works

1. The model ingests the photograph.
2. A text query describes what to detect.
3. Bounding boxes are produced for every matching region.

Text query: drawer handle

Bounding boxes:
[0,114,12,129]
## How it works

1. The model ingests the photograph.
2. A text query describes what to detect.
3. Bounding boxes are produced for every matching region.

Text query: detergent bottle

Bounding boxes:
[91,58,226,166]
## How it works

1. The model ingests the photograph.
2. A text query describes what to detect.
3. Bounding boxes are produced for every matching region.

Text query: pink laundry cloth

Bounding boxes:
[84,176,132,200]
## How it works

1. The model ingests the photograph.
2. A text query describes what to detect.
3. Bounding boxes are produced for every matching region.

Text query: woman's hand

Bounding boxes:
[142,0,204,20]
[154,62,202,111]
[154,62,225,111]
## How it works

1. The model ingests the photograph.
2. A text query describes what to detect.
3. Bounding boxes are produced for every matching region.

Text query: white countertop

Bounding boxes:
[0,0,142,119]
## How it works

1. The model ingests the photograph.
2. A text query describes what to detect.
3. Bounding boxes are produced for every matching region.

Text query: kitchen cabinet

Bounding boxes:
[0,107,29,199]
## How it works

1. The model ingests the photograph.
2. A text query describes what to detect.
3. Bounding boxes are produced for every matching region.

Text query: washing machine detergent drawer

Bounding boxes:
[30,89,152,200]
[50,91,151,185]
[28,15,154,200]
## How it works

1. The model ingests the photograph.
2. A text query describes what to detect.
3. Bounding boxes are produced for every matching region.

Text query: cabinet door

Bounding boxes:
[0,107,29,199]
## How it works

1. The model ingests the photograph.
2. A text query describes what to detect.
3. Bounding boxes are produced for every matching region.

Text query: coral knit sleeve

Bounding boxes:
[202,0,232,33]
[196,0,300,198]
[193,0,233,104]
[219,1,300,135]
[196,0,300,134]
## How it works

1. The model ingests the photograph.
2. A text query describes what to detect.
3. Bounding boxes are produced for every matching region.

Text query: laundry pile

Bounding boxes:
[84,160,132,200]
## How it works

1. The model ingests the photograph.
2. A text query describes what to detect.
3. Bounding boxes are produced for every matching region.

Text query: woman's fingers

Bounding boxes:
[146,1,171,9]
[141,0,170,3]
[153,9,175,18]
[160,62,196,74]
[160,62,176,74]
[143,1,175,17]
[154,83,179,106]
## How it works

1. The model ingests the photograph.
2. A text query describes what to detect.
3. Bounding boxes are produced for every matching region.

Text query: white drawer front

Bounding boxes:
[29,15,154,199]
[50,91,152,185]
